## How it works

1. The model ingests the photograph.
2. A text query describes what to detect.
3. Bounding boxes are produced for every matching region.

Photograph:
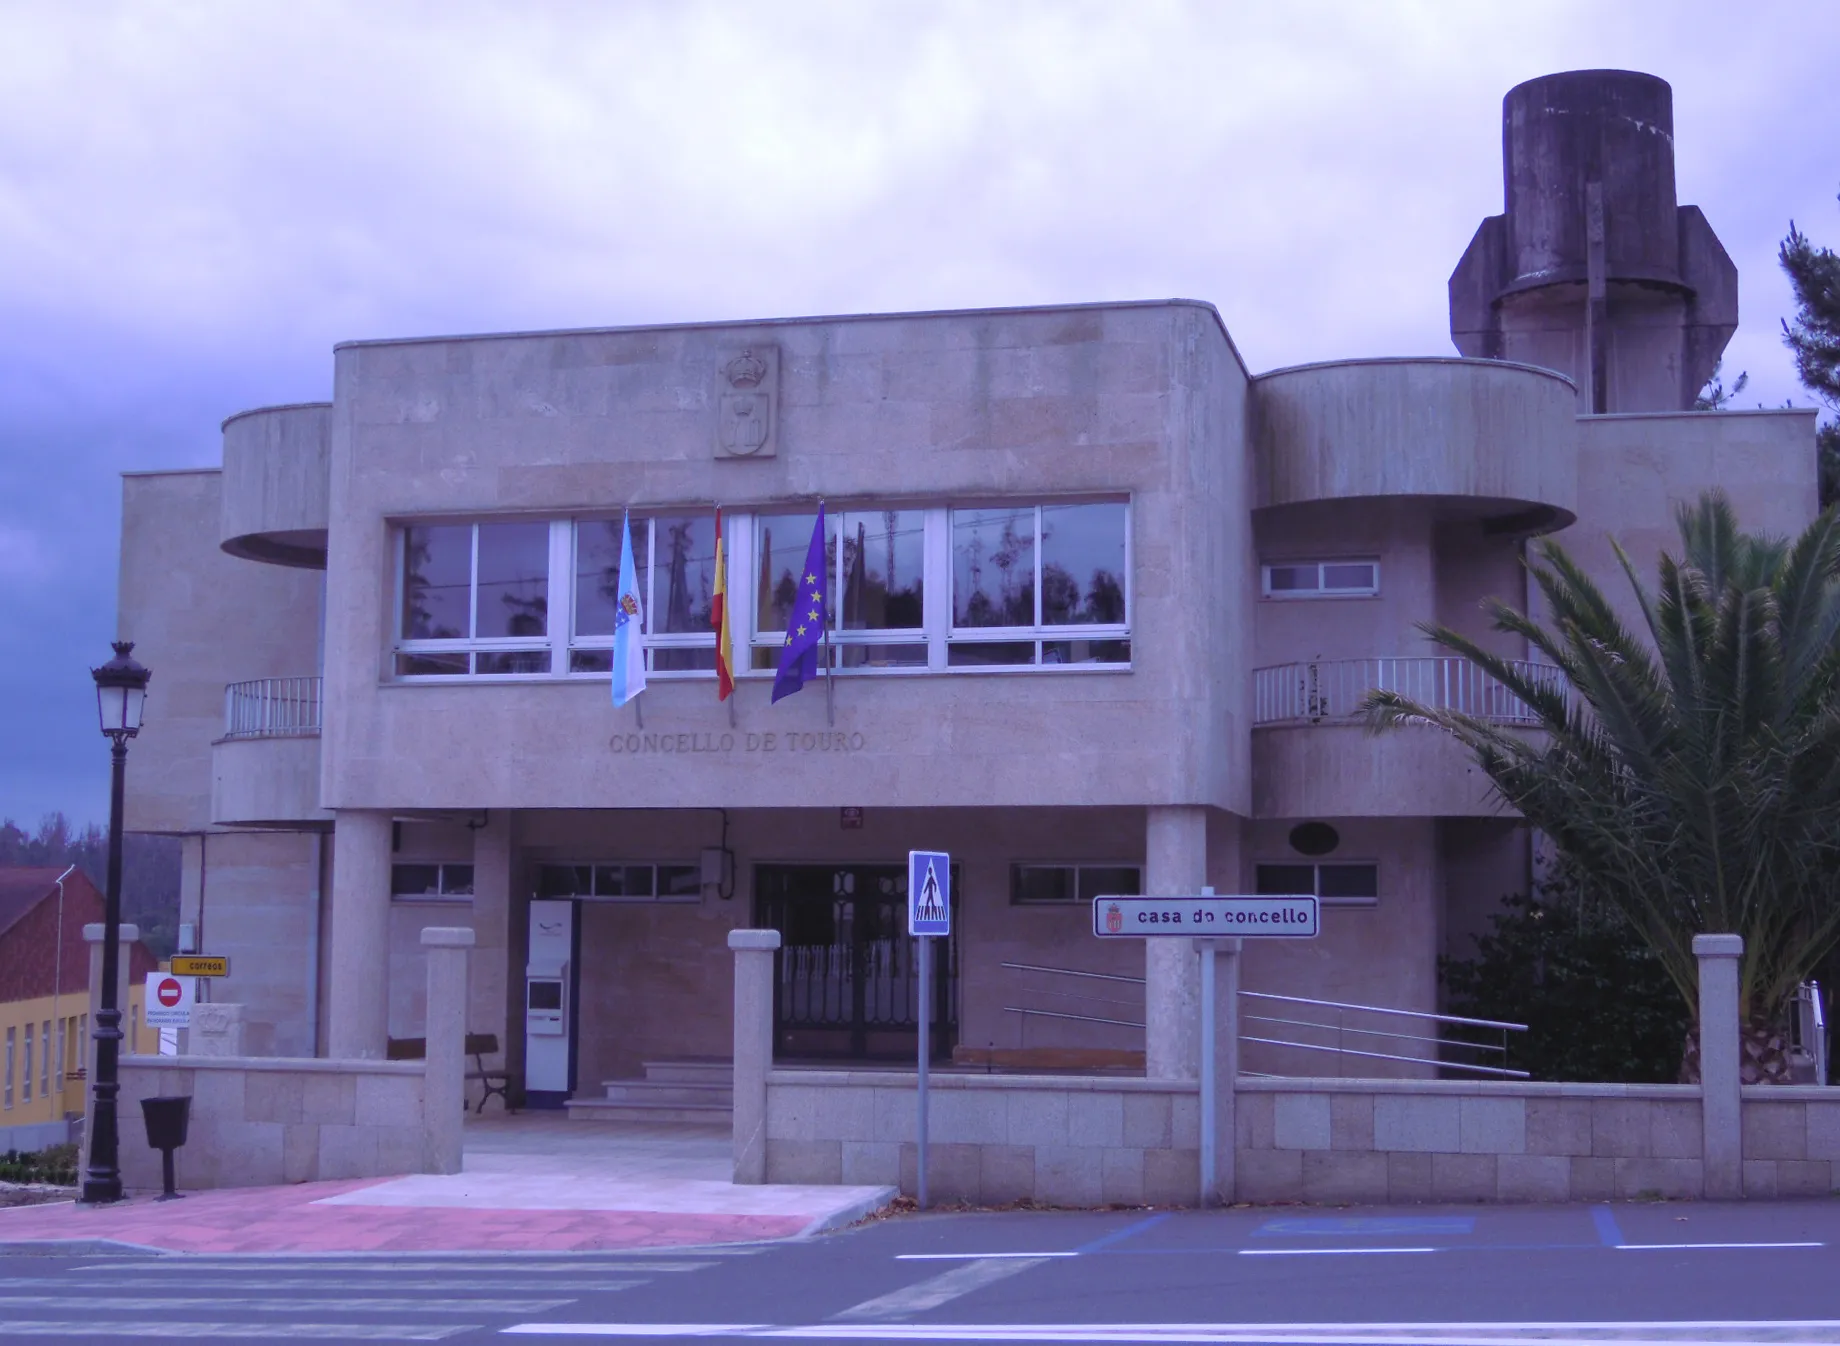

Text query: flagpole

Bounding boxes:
[822,501,834,728]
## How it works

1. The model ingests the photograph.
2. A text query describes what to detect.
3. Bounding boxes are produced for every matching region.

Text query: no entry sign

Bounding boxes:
[145,971,195,1028]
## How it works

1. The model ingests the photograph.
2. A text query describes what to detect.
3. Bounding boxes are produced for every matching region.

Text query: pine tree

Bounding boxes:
[1780,191,1840,507]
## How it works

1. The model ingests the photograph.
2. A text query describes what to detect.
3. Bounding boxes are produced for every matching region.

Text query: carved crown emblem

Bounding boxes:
[723,349,768,389]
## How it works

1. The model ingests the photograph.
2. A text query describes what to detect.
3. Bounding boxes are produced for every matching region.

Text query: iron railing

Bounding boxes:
[223,677,323,739]
[1000,960,1529,1079]
[1251,657,1563,727]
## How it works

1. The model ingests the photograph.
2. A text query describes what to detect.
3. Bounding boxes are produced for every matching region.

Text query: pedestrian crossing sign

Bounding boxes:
[908,850,950,937]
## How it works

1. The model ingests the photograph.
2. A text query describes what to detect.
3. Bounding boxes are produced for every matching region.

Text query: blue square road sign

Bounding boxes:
[908,850,950,936]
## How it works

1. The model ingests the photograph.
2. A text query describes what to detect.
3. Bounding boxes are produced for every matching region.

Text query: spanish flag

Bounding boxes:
[712,508,735,700]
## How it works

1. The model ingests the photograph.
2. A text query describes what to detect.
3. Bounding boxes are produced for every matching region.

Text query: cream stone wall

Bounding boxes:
[318,303,1254,819]
[118,470,323,835]
[193,830,322,1058]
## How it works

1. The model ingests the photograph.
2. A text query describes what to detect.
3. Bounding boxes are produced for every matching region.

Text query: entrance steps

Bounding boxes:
[565,1058,733,1125]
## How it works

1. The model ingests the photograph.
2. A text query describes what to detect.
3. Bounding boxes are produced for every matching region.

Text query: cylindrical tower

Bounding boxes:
[1503,70,1681,294]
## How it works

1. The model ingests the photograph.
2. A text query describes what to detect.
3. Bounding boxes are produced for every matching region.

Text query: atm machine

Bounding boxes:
[524,899,576,1107]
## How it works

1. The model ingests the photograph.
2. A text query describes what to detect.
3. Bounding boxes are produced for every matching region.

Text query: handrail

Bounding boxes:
[999,958,1530,1079]
[1240,990,1527,1034]
[1251,656,1564,727]
[224,676,323,739]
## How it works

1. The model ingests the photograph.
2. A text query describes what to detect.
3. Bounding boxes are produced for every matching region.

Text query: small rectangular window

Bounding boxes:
[535,862,700,903]
[391,863,474,902]
[1012,863,1142,904]
[1256,861,1379,908]
[5,1027,13,1109]
[1261,559,1380,599]
[22,1025,32,1104]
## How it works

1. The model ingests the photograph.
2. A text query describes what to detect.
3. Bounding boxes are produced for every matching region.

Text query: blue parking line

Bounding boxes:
[1591,1206,1626,1248]
[1075,1212,1172,1254]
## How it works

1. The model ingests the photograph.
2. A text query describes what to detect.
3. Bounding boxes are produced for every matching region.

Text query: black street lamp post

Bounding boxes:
[82,640,151,1205]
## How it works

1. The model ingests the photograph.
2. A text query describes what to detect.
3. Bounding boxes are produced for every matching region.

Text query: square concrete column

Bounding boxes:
[1694,933,1743,1199]
[81,922,138,1170]
[421,926,475,1175]
[467,811,513,1091]
[327,810,393,1059]
[730,929,781,1184]
[1146,806,1207,1080]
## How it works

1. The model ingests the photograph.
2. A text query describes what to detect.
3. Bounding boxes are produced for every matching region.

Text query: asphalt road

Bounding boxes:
[2,1198,1839,1343]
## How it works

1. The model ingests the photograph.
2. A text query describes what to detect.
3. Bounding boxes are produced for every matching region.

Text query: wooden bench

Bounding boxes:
[386,1033,516,1114]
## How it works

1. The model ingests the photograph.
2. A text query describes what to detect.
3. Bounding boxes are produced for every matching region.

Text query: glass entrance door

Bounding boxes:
[754,864,958,1062]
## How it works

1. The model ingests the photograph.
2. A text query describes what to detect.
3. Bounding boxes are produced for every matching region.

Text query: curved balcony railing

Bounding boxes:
[1252,657,1560,727]
[223,677,322,738]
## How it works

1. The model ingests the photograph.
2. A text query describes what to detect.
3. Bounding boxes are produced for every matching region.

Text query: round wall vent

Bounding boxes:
[1288,821,1340,856]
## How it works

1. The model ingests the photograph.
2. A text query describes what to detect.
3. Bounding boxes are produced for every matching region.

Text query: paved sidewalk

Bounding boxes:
[0,1117,893,1254]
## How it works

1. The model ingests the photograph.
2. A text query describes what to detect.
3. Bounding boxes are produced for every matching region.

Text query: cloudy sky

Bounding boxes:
[2,0,1836,828]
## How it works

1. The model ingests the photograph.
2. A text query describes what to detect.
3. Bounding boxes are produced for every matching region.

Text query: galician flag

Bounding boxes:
[771,504,827,704]
[610,510,647,708]
[712,508,735,701]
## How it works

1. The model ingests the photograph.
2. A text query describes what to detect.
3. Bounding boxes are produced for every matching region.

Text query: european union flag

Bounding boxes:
[772,504,828,703]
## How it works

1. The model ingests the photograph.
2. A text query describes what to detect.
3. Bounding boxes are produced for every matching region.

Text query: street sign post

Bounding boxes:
[1093,888,1320,1209]
[170,955,229,978]
[907,849,950,1210]
[144,972,194,1030]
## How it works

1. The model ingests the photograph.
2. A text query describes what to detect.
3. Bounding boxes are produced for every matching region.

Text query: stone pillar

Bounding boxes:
[187,1003,246,1058]
[421,926,474,1176]
[468,811,512,1097]
[730,929,781,1184]
[81,922,139,1169]
[327,810,392,1059]
[1211,937,1242,1204]
[1694,933,1743,1199]
[1145,806,1207,1079]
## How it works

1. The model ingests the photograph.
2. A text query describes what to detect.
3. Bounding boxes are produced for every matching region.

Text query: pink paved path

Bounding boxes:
[0,1179,808,1253]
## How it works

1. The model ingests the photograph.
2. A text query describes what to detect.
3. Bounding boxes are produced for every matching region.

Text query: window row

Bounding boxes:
[1008,861,1378,907]
[1260,558,1380,599]
[1,1016,81,1110]
[393,500,1131,678]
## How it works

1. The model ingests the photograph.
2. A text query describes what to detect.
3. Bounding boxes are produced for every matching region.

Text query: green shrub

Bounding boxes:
[1442,893,1689,1083]
[0,1143,79,1186]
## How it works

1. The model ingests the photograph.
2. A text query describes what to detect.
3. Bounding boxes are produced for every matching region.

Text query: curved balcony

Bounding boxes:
[1251,658,1558,819]
[1251,358,1578,530]
[213,678,328,827]
[220,403,331,568]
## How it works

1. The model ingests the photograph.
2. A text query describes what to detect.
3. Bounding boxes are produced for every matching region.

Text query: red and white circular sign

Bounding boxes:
[156,977,183,1008]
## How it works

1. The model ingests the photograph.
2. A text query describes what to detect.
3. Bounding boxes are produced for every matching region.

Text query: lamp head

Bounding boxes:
[92,641,152,740]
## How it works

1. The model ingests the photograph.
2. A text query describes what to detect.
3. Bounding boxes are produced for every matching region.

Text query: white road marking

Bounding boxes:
[832,1257,1056,1322]
[497,1321,1840,1343]
[0,1294,572,1313]
[895,1253,1080,1260]
[0,1323,474,1341]
[1616,1242,1823,1251]
[71,1259,713,1272]
[1238,1248,1437,1257]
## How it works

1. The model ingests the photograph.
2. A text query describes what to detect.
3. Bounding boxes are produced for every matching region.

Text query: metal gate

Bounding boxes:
[754,864,958,1061]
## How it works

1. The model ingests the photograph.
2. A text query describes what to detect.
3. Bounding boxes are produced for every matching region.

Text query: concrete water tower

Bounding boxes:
[1450,70,1737,413]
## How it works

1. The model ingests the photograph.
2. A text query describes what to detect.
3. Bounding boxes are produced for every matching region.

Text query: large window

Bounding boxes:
[571,515,718,674]
[750,508,928,671]
[392,497,1131,679]
[952,502,1130,666]
[397,521,551,675]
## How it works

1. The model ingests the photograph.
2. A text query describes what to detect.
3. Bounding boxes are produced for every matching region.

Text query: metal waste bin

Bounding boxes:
[139,1096,192,1200]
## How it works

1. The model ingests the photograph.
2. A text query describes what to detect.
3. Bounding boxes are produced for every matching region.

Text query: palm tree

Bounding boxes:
[1363,492,1840,1081]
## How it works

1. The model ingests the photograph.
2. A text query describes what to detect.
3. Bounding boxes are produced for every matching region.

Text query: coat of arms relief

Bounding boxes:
[715,346,779,458]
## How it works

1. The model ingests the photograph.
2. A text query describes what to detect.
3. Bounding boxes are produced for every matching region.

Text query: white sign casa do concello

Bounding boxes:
[144,971,195,1028]
[1092,893,1321,939]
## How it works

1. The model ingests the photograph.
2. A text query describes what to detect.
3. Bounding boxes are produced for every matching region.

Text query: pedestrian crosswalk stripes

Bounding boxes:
[0,1244,731,1343]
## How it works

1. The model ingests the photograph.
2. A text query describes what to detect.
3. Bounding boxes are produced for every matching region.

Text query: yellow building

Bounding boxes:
[1,868,159,1151]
